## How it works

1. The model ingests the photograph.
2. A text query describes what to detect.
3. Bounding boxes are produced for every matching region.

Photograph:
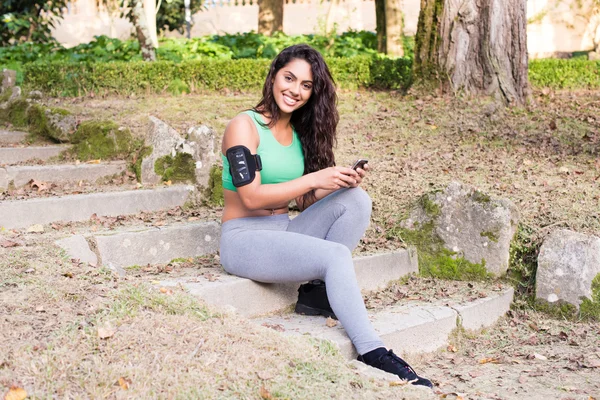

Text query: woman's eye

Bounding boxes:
[304,84,312,90]
[284,76,292,81]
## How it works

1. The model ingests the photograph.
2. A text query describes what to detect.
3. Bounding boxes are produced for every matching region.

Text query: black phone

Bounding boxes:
[351,158,369,170]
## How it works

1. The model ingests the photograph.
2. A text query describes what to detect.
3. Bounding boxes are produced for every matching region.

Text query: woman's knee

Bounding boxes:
[336,187,372,221]
[322,243,354,276]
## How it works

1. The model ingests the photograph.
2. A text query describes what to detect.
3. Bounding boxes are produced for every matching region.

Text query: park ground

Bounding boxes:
[1,88,599,399]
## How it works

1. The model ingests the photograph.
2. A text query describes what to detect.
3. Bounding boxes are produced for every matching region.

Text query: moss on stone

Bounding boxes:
[0,98,29,127]
[154,153,196,183]
[132,145,153,182]
[472,190,491,204]
[50,107,71,116]
[418,192,441,218]
[396,221,492,281]
[0,88,12,103]
[534,298,578,320]
[579,273,600,321]
[480,230,499,243]
[207,164,224,206]
[70,120,135,161]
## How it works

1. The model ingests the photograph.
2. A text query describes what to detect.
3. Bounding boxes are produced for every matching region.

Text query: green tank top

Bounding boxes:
[221,110,305,191]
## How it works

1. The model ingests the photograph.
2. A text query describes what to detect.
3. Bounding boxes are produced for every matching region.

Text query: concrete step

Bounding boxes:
[0,161,127,189]
[56,220,220,268]
[0,185,193,229]
[0,130,27,145]
[256,287,514,359]
[159,250,419,318]
[0,145,67,165]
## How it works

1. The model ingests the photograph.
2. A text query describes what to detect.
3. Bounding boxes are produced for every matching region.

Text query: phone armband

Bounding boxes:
[226,145,262,187]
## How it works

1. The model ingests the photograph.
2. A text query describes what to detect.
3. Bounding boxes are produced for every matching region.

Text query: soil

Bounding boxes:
[2,89,600,399]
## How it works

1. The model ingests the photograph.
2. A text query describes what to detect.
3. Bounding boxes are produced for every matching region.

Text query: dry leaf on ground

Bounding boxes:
[326,317,338,328]
[4,386,27,400]
[117,377,131,390]
[98,322,116,339]
[259,385,273,399]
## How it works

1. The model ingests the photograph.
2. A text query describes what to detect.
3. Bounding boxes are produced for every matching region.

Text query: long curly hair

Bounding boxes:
[254,44,339,203]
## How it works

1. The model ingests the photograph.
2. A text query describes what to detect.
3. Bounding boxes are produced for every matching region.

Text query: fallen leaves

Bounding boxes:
[26,224,44,233]
[259,385,273,399]
[117,377,131,390]
[4,386,27,400]
[97,322,116,339]
[325,317,338,328]
[479,357,501,364]
[0,236,21,248]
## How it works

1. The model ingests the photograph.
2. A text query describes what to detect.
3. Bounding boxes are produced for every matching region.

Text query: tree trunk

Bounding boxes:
[385,0,404,57]
[375,0,386,53]
[414,0,529,104]
[257,0,283,36]
[142,0,159,48]
[325,0,340,34]
[131,0,157,61]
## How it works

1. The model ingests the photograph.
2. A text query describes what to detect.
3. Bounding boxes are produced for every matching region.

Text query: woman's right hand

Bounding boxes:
[310,166,359,190]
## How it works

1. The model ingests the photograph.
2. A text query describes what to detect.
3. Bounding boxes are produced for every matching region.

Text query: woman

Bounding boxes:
[219,44,432,388]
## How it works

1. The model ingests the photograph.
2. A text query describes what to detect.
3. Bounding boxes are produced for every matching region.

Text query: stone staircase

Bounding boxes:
[0,128,514,362]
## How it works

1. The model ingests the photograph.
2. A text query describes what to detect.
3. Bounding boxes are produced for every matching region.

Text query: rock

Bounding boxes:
[26,224,45,233]
[186,125,217,187]
[141,117,217,187]
[28,90,43,100]
[44,108,77,142]
[589,51,600,61]
[401,181,519,276]
[2,69,16,92]
[141,116,185,185]
[9,86,21,102]
[536,229,600,309]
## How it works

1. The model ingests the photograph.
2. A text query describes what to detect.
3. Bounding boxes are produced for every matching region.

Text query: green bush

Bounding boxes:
[21,57,390,96]
[529,59,600,89]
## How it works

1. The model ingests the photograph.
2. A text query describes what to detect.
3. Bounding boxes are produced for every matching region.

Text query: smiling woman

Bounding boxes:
[216,44,433,388]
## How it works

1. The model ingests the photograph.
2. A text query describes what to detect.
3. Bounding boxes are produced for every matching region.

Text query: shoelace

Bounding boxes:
[382,350,417,375]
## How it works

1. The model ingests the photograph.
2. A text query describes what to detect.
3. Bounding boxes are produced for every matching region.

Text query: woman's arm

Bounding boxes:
[295,164,369,211]
[222,115,359,211]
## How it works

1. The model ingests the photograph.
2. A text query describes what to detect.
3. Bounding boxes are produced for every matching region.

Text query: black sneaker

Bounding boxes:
[294,280,337,320]
[358,349,433,388]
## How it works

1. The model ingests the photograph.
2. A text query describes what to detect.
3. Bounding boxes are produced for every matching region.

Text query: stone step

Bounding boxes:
[56,220,220,268]
[0,161,127,189]
[0,130,27,145]
[0,145,67,165]
[256,287,514,359]
[159,250,419,318]
[0,185,193,229]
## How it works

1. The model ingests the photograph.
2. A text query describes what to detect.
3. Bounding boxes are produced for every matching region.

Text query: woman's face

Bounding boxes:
[272,58,313,115]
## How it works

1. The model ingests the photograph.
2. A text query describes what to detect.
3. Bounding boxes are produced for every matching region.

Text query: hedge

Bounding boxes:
[529,59,600,89]
[20,56,413,97]
[17,57,600,97]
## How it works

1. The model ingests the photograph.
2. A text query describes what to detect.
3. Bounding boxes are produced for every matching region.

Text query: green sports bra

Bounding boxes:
[221,110,305,191]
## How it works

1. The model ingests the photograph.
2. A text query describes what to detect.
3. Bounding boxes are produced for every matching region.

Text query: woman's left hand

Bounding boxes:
[349,163,369,188]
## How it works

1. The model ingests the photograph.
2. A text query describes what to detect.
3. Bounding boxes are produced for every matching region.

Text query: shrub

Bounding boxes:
[529,59,600,89]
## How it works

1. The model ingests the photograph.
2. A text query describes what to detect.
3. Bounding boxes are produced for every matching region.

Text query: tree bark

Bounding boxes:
[142,0,159,49]
[131,0,157,61]
[385,0,404,57]
[258,0,283,36]
[414,0,529,104]
[375,0,386,53]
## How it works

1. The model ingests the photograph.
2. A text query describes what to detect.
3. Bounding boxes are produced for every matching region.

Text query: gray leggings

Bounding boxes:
[220,187,385,355]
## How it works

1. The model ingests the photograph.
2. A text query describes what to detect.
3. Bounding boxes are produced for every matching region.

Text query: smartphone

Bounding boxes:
[351,158,369,170]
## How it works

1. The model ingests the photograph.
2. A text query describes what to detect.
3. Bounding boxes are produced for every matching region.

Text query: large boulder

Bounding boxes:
[401,181,519,276]
[141,116,217,187]
[536,229,600,310]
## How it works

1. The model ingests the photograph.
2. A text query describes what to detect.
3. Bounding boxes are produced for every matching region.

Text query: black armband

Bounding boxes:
[226,145,262,187]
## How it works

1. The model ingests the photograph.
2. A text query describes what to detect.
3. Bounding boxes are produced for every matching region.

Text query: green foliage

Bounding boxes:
[529,59,600,89]
[70,120,136,161]
[534,299,578,320]
[0,0,68,45]
[580,273,600,321]
[167,78,190,95]
[119,0,205,35]
[507,225,540,299]
[154,153,196,183]
[418,192,441,218]
[207,165,224,206]
[480,231,499,243]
